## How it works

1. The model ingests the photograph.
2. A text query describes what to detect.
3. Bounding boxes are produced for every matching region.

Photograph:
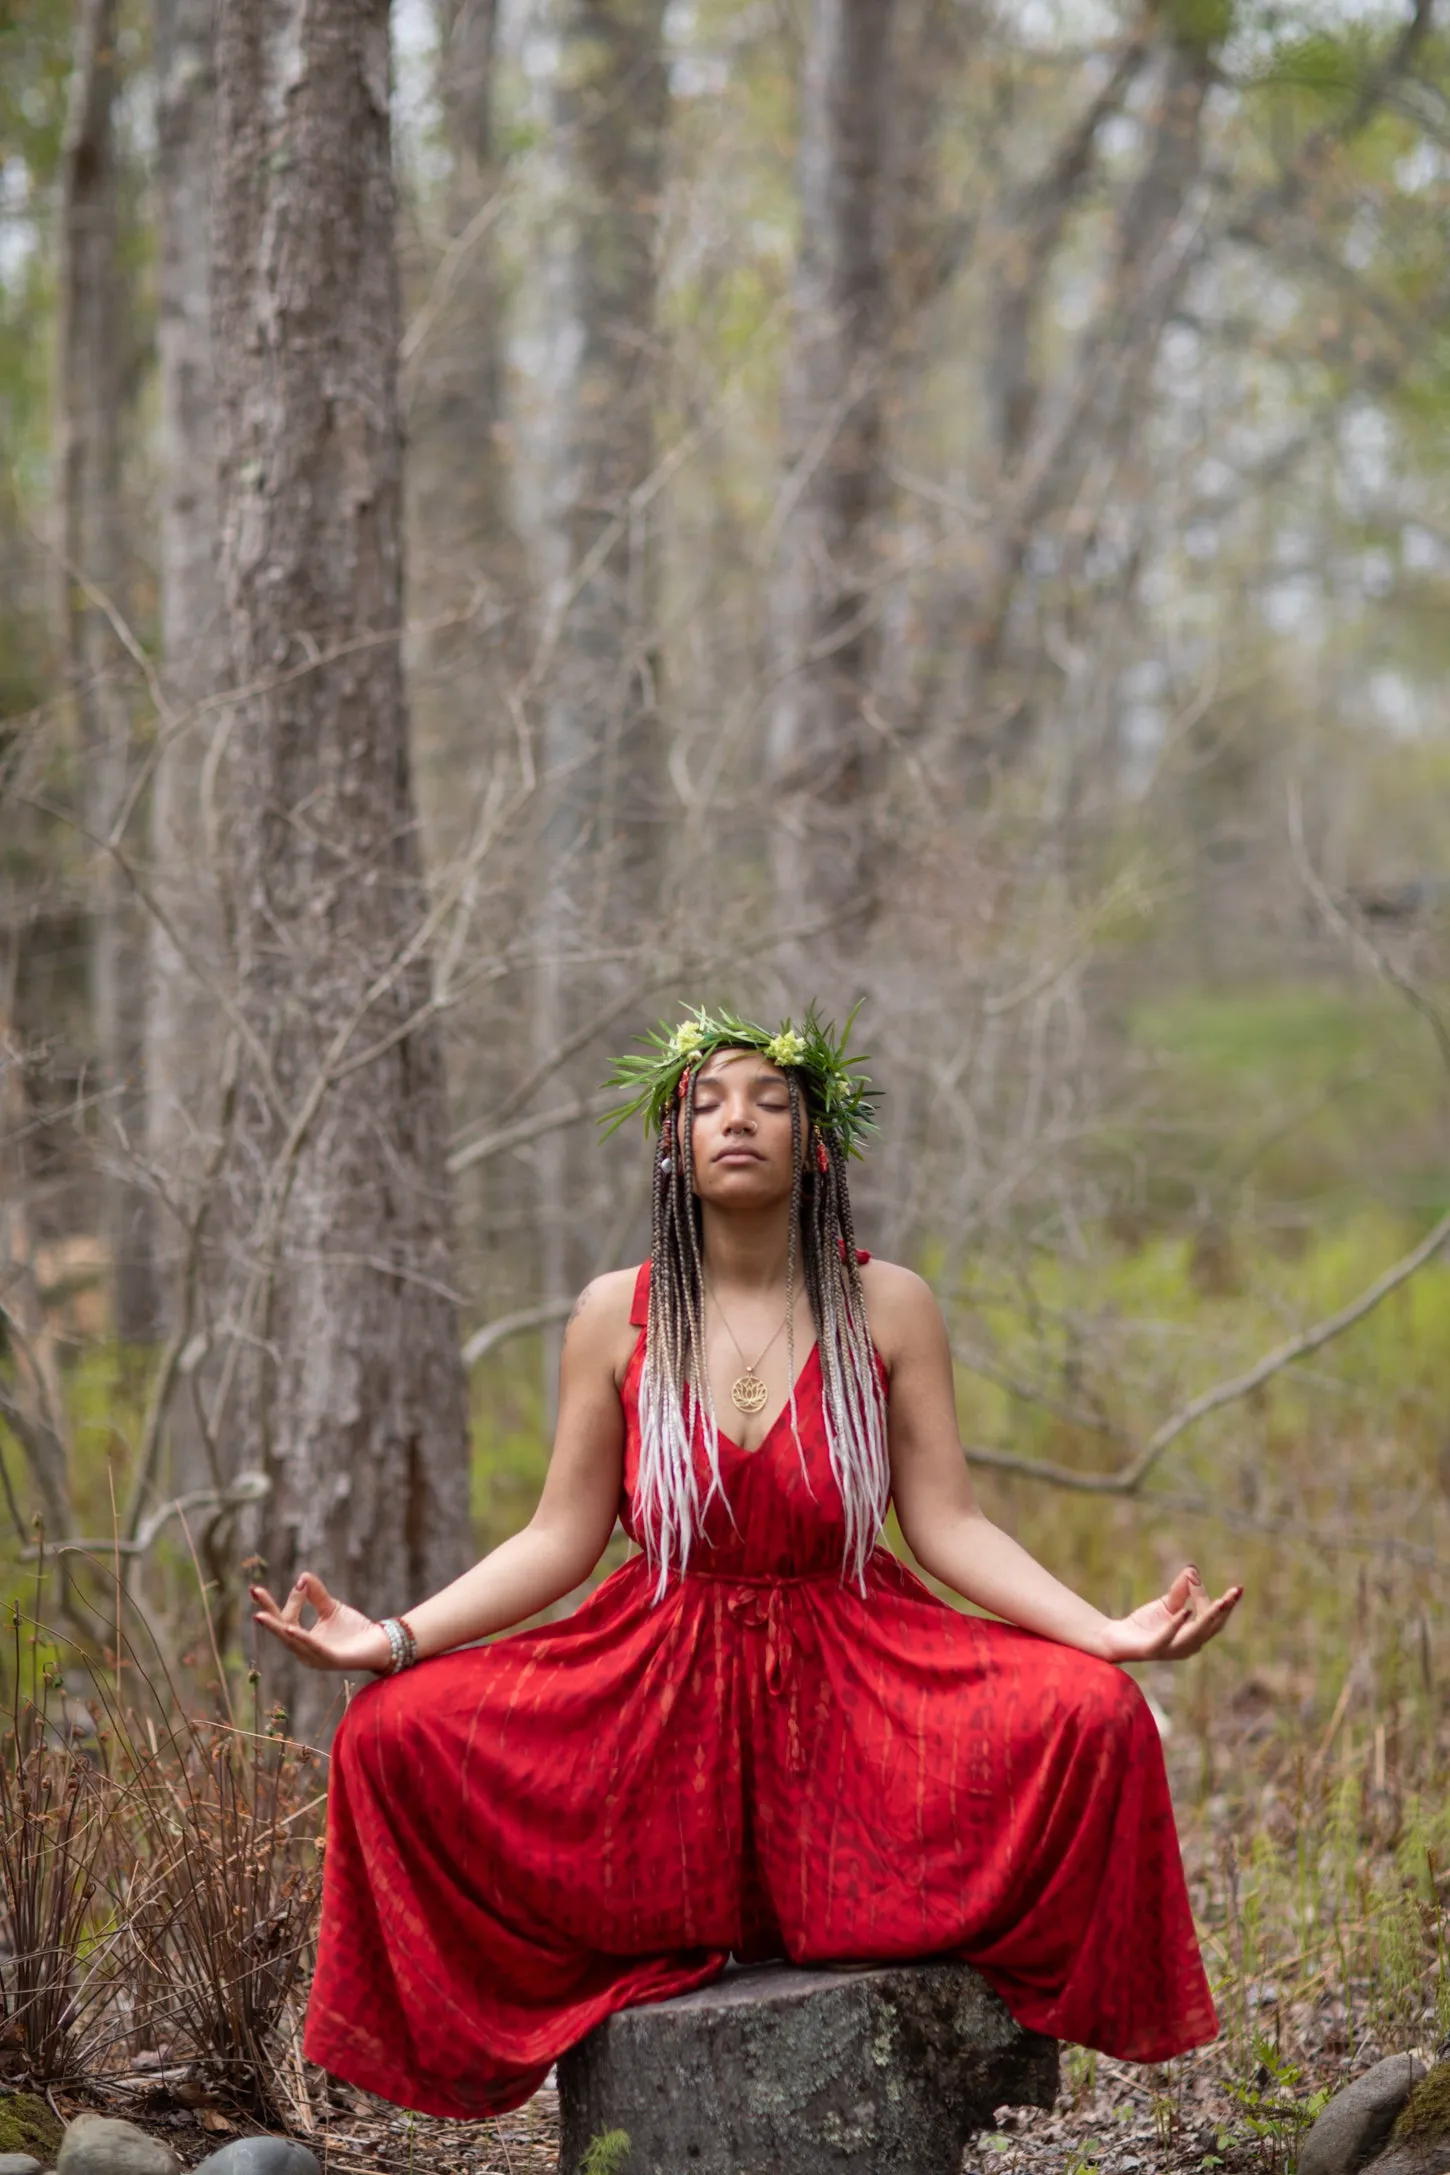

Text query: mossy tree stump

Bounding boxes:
[557,1960,1058,2175]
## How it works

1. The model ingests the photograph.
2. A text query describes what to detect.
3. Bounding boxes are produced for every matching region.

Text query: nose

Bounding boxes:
[723,1109,757,1135]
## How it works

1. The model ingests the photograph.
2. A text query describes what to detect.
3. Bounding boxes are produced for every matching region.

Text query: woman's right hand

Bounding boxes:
[251,1572,392,1674]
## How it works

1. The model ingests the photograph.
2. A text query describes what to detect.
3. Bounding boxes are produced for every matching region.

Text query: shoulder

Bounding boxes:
[561,1267,641,1381]
[856,1258,948,1365]
[567,1267,639,1336]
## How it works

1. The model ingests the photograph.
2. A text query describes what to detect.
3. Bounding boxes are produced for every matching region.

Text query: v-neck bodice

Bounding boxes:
[618,1262,869,1579]
[713,1340,820,1458]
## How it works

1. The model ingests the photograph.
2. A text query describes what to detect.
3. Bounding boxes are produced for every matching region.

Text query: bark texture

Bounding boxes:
[55,0,156,1340]
[409,0,519,856]
[147,0,228,1491]
[767,0,896,978]
[537,0,669,924]
[923,10,1217,779]
[558,1960,1059,2175]
[533,0,669,1385]
[212,0,471,1738]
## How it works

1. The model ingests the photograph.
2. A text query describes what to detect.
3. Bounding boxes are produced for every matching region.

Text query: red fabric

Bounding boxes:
[305,1261,1216,2119]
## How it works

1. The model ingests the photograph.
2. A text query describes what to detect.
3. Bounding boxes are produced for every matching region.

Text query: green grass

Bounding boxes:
[1127,981,1450,1214]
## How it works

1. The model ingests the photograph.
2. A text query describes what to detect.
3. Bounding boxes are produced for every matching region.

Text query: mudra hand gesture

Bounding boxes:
[251,1574,392,1674]
[1100,1564,1241,1663]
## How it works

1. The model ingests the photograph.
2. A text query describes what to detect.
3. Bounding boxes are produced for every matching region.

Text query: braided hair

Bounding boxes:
[637,1061,889,1597]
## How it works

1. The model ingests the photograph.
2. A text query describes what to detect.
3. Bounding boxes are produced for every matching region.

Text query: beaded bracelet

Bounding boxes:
[377,1615,420,1674]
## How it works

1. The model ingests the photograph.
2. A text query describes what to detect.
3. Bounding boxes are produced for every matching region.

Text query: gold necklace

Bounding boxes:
[709,1289,789,1417]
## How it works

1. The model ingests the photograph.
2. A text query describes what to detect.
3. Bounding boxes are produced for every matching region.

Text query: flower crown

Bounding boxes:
[601,1003,878,1160]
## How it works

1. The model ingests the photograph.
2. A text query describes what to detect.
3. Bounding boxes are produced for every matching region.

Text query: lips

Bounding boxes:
[714,1147,764,1163]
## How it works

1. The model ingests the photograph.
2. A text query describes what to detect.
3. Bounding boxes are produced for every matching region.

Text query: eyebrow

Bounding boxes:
[695,1072,788,1093]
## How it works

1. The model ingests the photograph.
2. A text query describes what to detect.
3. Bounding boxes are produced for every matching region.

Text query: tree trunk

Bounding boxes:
[212,0,471,1741]
[533,0,669,1405]
[147,0,228,1494]
[54,0,156,1341]
[409,0,521,858]
[924,16,1214,782]
[766,0,896,988]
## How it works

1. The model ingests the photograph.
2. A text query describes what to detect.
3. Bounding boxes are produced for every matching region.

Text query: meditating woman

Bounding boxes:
[252,1007,1241,2121]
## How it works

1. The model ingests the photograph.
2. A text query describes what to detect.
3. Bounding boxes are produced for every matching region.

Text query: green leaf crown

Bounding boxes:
[601,1003,878,1160]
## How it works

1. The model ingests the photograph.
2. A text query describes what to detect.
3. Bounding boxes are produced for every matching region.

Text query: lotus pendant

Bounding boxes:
[731,1371,769,1416]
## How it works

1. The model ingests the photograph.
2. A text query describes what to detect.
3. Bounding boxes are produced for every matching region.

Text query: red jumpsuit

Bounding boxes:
[306,1261,1216,2118]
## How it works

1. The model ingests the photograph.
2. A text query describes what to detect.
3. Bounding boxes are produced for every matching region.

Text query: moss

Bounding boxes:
[1393,2060,1450,2143]
[0,2092,63,2160]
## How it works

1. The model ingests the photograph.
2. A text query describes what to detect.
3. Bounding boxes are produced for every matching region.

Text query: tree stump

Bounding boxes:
[557,1960,1058,2175]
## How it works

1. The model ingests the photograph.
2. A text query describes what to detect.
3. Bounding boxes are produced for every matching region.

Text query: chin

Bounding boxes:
[701,1170,788,1206]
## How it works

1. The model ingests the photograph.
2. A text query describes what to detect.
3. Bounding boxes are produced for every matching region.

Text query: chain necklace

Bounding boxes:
[708,1287,790,1417]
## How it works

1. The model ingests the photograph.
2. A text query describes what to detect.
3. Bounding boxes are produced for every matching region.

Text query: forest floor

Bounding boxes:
[30,1633,1448,2175]
[42,2020,1423,2175]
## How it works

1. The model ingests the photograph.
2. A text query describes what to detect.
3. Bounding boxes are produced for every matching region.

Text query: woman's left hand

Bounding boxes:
[1100,1566,1242,1663]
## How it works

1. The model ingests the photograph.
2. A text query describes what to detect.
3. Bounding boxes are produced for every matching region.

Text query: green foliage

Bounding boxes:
[1222,2039,1325,2168]
[580,2127,631,2175]
[1161,0,1235,52]
[1129,981,1447,1211]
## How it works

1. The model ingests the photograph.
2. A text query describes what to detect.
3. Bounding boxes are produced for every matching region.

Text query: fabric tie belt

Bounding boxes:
[682,1570,830,1736]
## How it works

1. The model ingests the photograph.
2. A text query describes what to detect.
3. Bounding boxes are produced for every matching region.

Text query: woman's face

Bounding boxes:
[683,1047,799,1207]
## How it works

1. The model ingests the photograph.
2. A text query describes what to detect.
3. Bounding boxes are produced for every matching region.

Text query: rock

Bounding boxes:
[1369,2146,1450,2175]
[1370,2058,1450,2175]
[55,2114,179,2175]
[0,2155,44,2175]
[557,1958,1058,2175]
[192,2142,321,2175]
[1299,2053,1425,2175]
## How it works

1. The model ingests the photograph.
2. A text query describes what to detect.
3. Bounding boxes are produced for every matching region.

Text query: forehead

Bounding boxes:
[696,1046,787,1087]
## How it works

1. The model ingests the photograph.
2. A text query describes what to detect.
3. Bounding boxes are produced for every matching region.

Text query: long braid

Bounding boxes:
[784,1074,809,1482]
[812,1130,889,1589]
[634,1061,888,1597]
[677,1065,724,1514]
[637,1108,692,1593]
[637,1066,729,1596]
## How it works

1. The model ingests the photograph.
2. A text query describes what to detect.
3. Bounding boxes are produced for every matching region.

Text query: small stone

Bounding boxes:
[192,2142,321,2175]
[1298,2053,1425,2175]
[55,2114,179,2175]
[0,2155,44,2174]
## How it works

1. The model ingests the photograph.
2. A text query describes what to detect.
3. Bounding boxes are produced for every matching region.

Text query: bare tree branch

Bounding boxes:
[962,1200,1450,1495]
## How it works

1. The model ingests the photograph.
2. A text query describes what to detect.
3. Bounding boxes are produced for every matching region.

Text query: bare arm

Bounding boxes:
[251,1270,637,1672]
[866,1262,1241,1663]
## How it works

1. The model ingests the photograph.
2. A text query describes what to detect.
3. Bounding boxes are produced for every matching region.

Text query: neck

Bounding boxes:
[698,1198,794,1293]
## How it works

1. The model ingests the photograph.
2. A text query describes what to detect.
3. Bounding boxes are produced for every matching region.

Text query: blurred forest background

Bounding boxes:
[1,0,1450,2157]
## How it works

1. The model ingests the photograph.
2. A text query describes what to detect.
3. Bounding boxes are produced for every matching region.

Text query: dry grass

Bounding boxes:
[0,1604,323,2124]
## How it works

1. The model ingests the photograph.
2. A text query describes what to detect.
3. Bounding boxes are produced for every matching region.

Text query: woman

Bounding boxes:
[253,1007,1241,2121]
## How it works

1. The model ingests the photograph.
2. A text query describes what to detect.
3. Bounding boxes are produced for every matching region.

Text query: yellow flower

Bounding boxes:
[668,1020,705,1059]
[765,1028,807,1068]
